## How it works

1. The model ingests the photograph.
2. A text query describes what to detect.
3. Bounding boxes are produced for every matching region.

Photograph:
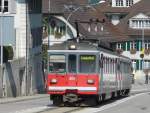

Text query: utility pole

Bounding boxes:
[1,0,4,72]
[1,0,5,97]
[48,0,50,48]
[25,0,29,95]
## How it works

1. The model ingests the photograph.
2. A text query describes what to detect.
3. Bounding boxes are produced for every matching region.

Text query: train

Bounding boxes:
[46,40,132,106]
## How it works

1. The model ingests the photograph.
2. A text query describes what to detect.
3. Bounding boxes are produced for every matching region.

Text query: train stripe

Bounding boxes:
[48,86,97,91]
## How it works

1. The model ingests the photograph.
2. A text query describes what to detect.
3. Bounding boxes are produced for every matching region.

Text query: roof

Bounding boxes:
[116,0,150,38]
[42,0,128,42]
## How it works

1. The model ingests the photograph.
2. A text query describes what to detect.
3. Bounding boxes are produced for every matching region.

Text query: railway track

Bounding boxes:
[39,91,149,113]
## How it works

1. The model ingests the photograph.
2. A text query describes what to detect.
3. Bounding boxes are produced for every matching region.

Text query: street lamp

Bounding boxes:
[64,1,105,42]
[140,22,145,70]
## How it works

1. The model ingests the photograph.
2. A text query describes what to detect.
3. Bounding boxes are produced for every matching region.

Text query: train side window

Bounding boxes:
[49,55,66,73]
[68,55,77,73]
[99,60,103,68]
[103,58,105,73]
[99,54,103,68]
[79,55,96,73]
[117,63,120,71]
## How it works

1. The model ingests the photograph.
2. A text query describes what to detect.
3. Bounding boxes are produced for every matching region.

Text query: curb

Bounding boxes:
[0,94,49,104]
[131,89,150,95]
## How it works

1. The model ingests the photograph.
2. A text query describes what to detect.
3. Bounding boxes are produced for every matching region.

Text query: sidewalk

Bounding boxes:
[0,94,49,104]
[131,82,150,94]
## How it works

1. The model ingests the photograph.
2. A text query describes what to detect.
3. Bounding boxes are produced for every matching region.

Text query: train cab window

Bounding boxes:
[49,55,66,73]
[79,55,96,73]
[68,55,77,73]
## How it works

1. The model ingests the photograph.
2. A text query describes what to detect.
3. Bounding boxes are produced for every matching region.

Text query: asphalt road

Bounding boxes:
[0,97,53,113]
[71,93,150,113]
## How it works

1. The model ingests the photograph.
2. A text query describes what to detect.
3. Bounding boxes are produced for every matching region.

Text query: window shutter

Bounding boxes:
[136,40,139,51]
[122,42,126,51]
[140,60,143,70]
[136,60,139,70]
[127,41,130,51]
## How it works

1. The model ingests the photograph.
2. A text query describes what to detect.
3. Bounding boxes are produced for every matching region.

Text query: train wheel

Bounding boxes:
[117,91,121,98]
[52,95,64,106]
[125,89,130,96]
[111,92,115,100]
[82,96,98,106]
[101,94,105,102]
[97,95,102,104]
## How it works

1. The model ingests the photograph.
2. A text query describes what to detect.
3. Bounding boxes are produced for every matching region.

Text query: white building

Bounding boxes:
[101,0,150,77]
[0,0,44,97]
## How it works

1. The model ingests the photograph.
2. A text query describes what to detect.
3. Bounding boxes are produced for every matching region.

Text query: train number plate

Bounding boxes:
[69,77,76,80]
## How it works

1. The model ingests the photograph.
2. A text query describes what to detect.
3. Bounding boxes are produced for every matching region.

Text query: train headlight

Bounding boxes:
[87,79,95,84]
[69,44,76,50]
[50,79,57,84]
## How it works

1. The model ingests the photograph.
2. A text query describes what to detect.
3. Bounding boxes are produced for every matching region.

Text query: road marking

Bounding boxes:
[10,106,56,113]
[131,89,150,92]
[72,93,146,113]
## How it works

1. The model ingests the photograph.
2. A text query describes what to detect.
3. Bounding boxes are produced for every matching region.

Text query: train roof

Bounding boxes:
[48,40,131,63]
[49,40,99,51]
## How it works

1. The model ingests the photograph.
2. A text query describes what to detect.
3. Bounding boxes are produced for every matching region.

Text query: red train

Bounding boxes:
[46,40,132,106]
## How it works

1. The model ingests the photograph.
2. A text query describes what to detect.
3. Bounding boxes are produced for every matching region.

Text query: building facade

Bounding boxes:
[0,0,44,97]
[42,0,150,78]
[102,0,150,76]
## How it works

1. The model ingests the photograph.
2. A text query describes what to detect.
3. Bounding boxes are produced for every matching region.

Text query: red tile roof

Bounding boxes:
[42,0,128,42]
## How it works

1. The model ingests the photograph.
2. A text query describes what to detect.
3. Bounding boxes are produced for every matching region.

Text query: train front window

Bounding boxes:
[49,55,66,73]
[68,55,77,73]
[79,55,96,73]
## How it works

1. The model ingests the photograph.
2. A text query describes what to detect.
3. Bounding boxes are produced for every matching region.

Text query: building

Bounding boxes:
[0,0,44,97]
[98,0,150,76]
[42,0,127,45]
[42,0,150,78]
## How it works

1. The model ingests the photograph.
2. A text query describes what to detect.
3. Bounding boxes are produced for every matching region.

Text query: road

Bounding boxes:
[0,97,52,113]
[0,84,150,113]
[71,93,150,113]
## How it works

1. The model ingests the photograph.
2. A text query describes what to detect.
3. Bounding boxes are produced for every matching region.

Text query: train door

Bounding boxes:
[67,54,77,86]
[99,54,104,94]
[116,59,121,90]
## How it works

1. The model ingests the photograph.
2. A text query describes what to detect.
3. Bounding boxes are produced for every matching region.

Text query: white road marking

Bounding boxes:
[10,106,56,113]
[131,89,150,92]
[71,93,146,113]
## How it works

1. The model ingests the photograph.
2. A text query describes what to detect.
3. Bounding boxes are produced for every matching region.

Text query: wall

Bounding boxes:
[0,58,45,98]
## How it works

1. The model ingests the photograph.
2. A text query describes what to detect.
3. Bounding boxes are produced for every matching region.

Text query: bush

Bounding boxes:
[42,44,48,69]
[1,46,14,63]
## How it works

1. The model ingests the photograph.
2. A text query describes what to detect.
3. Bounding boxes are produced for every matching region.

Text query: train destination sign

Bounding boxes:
[50,55,65,62]
[80,55,95,61]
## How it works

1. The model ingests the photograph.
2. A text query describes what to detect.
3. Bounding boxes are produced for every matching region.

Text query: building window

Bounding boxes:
[145,40,150,49]
[132,60,136,70]
[0,0,8,12]
[116,0,123,6]
[28,0,41,12]
[130,19,150,29]
[116,43,123,49]
[144,60,150,69]
[130,41,136,49]
[126,0,133,6]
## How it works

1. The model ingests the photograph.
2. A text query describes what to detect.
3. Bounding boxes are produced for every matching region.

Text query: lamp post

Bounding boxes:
[140,22,145,70]
[48,0,50,48]
[1,0,4,70]
[65,1,105,41]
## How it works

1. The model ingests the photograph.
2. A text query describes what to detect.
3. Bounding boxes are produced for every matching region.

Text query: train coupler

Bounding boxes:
[63,93,80,103]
